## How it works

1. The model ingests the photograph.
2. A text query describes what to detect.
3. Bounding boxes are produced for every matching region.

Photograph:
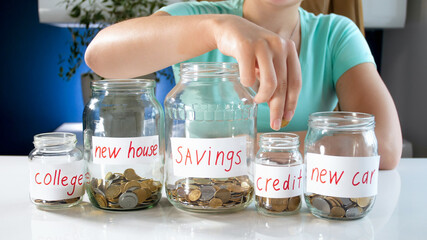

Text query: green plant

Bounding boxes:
[59,0,167,81]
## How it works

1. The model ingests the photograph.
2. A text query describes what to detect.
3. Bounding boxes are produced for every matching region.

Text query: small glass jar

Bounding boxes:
[164,62,257,213]
[255,133,303,216]
[304,112,379,220]
[29,132,85,209]
[83,79,164,211]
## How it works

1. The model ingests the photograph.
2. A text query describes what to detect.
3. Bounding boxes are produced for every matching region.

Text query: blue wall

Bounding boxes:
[0,1,86,155]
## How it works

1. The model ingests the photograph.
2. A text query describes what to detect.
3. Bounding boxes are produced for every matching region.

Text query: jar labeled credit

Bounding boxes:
[165,62,257,212]
[255,133,303,215]
[304,112,380,220]
[83,79,164,210]
[29,132,85,209]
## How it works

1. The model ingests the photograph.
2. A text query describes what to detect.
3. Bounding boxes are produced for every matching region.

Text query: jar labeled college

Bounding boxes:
[83,79,164,210]
[29,132,85,209]
[304,112,379,220]
[165,62,256,212]
[255,133,303,216]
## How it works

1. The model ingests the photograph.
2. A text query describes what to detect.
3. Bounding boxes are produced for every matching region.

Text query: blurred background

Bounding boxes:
[0,0,425,157]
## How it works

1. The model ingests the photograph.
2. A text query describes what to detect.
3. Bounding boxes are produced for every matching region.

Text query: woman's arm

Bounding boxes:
[85,12,301,131]
[336,63,402,170]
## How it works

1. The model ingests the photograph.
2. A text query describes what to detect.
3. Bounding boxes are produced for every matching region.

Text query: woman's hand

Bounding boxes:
[212,15,302,130]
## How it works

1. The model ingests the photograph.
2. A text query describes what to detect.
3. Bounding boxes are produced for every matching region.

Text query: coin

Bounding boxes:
[345,207,364,218]
[209,198,223,208]
[311,197,331,214]
[133,188,149,203]
[200,186,216,201]
[270,198,288,212]
[214,188,231,203]
[119,192,138,209]
[330,206,346,217]
[95,194,107,208]
[287,196,301,211]
[105,172,113,181]
[356,197,371,207]
[105,184,121,199]
[124,180,141,192]
[188,189,202,201]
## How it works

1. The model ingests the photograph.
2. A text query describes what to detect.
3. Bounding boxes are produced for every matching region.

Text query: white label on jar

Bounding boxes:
[171,137,247,178]
[29,161,85,201]
[306,153,380,198]
[92,136,159,165]
[255,164,303,198]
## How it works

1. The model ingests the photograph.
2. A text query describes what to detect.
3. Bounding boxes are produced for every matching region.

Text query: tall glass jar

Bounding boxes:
[83,79,164,211]
[255,133,303,216]
[29,132,85,209]
[304,112,379,220]
[165,62,256,213]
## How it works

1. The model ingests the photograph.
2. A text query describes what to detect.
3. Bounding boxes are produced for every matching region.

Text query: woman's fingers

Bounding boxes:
[282,41,302,127]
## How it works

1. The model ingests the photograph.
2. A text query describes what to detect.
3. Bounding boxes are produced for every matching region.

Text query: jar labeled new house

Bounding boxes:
[165,62,257,213]
[83,79,164,210]
[305,112,379,220]
[255,133,303,216]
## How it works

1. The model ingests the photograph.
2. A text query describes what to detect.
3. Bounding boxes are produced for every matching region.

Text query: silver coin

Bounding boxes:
[119,192,138,209]
[93,188,105,197]
[345,207,364,218]
[340,197,353,207]
[312,197,331,214]
[199,186,216,201]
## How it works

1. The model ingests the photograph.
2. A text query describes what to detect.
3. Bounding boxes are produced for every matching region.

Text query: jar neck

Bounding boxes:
[308,111,375,131]
[33,132,77,152]
[259,133,300,152]
[91,79,156,95]
[180,62,240,83]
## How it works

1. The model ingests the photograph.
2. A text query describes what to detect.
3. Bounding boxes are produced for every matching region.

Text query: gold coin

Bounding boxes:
[105,172,113,181]
[270,198,288,212]
[214,188,231,203]
[95,194,107,208]
[188,189,202,201]
[133,188,149,203]
[287,196,301,211]
[124,180,141,192]
[330,206,346,217]
[142,187,152,199]
[230,185,244,193]
[356,197,371,207]
[105,185,121,199]
[209,198,223,208]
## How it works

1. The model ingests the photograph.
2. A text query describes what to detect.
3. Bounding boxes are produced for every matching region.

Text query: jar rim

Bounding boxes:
[33,132,77,148]
[308,111,375,130]
[180,62,239,80]
[260,132,299,149]
[91,79,156,91]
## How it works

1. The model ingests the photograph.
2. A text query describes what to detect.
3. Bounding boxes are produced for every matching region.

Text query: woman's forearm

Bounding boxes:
[85,12,219,78]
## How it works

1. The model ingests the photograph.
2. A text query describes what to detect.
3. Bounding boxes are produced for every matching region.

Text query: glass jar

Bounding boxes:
[304,112,379,220]
[255,133,303,216]
[29,132,85,209]
[83,79,164,210]
[164,62,256,213]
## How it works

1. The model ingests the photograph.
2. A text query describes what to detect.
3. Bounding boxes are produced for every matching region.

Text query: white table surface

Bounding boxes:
[1,156,425,240]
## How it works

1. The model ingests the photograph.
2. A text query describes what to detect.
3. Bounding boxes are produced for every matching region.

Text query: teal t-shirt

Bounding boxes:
[158,0,375,132]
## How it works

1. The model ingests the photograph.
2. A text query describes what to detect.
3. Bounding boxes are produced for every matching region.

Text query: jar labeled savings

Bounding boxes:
[83,79,164,210]
[304,112,380,220]
[164,62,257,213]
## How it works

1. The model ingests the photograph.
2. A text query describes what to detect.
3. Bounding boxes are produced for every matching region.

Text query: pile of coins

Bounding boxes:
[33,197,81,206]
[255,196,301,214]
[87,168,162,210]
[307,194,374,219]
[166,175,253,210]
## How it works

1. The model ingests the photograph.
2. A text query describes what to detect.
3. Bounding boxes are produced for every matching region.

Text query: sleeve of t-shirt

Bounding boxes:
[330,15,376,86]
[157,1,227,16]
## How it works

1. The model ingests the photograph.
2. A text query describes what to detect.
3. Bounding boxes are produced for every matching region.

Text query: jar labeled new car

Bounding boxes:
[165,62,256,213]
[83,79,164,210]
[305,112,379,220]
[255,133,303,216]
